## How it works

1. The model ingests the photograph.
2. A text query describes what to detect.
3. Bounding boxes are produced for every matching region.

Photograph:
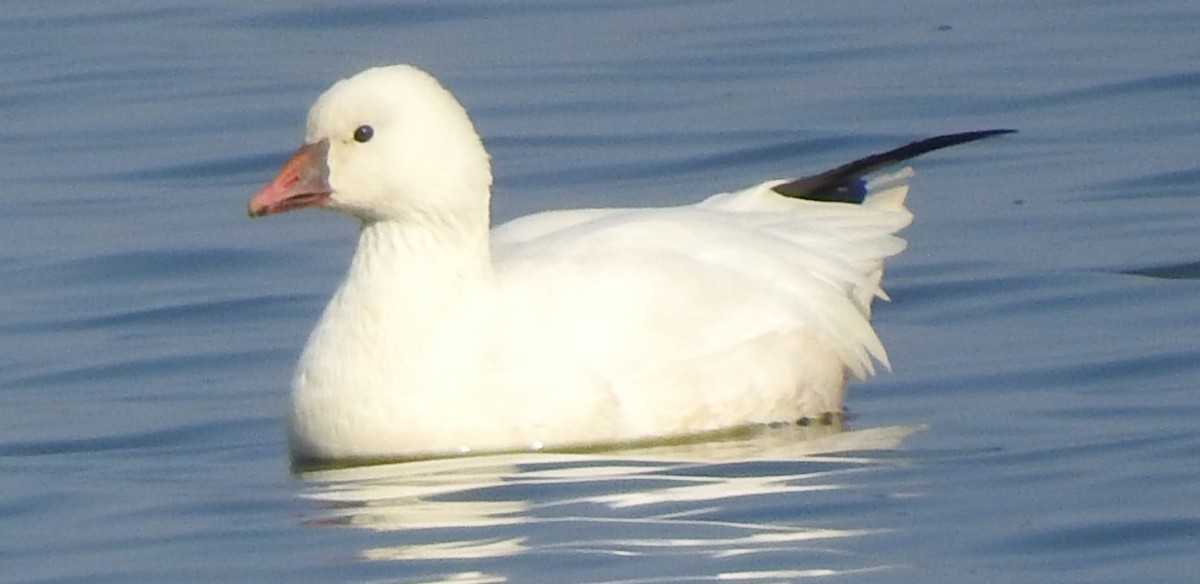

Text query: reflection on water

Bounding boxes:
[298,426,920,583]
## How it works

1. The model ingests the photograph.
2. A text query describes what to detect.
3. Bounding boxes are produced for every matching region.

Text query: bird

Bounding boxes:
[248,64,1012,466]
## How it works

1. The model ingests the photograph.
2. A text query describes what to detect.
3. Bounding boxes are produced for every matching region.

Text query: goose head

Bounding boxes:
[249,65,492,224]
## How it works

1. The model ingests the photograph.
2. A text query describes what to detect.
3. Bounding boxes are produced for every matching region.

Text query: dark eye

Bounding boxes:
[353,125,374,143]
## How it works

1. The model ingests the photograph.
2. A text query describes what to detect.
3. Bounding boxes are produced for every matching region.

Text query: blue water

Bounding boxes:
[3,1,1199,582]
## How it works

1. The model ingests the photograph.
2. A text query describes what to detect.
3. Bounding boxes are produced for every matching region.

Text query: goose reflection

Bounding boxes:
[297,425,921,583]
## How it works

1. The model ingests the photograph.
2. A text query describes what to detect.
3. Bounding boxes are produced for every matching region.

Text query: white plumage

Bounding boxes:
[248,64,1009,465]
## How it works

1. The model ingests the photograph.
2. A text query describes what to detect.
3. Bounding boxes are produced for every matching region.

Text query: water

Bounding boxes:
[3,1,1199,582]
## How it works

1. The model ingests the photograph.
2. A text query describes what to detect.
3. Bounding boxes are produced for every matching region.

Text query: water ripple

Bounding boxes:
[294,427,919,583]
[0,418,265,457]
[1124,260,1200,280]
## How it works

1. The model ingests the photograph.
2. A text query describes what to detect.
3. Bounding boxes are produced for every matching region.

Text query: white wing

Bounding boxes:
[489,171,913,436]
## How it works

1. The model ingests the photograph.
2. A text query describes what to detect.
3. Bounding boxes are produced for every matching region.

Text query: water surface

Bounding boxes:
[2,1,1198,583]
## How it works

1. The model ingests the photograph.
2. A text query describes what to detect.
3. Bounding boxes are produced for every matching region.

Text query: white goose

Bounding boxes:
[249,64,1010,466]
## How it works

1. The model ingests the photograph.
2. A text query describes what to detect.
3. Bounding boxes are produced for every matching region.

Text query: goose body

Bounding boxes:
[248,65,1010,465]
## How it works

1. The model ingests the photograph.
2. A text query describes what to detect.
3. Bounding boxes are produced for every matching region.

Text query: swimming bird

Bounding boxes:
[248,64,1011,465]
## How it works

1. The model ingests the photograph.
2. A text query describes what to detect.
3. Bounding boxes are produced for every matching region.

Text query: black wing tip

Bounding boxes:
[959,128,1017,138]
[772,128,1015,204]
[865,128,1017,164]
[936,128,1017,146]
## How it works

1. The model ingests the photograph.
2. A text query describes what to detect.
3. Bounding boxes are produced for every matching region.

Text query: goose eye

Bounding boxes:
[353,125,374,143]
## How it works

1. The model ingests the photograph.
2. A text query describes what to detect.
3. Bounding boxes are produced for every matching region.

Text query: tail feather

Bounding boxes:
[862,167,914,210]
